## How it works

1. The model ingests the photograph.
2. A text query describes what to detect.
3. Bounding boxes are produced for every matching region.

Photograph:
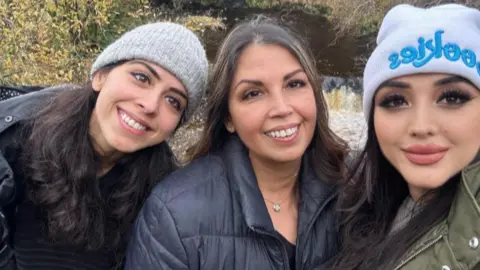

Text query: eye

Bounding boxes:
[287,80,306,89]
[438,89,471,105]
[166,96,182,112]
[378,93,408,108]
[242,89,263,100]
[131,72,150,84]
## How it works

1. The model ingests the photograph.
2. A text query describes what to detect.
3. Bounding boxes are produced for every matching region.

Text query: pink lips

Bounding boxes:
[403,144,449,165]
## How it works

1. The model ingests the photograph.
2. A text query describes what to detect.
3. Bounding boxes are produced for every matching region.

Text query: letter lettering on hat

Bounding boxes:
[391,30,480,76]
[389,53,401,69]
[462,49,476,68]
[444,43,461,61]
[401,46,418,64]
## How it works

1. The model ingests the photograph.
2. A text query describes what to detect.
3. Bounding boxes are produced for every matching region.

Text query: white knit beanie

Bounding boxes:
[90,22,209,122]
[363,3,480,119]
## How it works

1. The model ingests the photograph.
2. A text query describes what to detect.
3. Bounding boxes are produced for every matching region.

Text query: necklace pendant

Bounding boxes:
[273,203,281,212]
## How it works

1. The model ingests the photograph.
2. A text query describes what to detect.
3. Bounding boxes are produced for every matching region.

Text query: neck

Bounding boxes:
[249,153,301,201]
[89,112,123,176]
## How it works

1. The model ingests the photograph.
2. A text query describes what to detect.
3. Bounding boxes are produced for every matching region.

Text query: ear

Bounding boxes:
[92,71,108,92]
[224,117,235,133]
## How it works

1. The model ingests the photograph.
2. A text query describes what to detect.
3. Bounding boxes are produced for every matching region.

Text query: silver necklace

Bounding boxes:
[262,171,299,212]
[264,196,289,212]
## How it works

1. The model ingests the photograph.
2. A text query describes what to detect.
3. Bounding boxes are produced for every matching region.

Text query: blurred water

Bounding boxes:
[322,76,363,113]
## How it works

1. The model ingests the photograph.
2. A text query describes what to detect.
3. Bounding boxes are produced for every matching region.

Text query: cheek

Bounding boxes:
[229,103,265,135]
[296,91,317,119]
[373,110,402,148]
[157,108,182,135]
[444,113,480,148]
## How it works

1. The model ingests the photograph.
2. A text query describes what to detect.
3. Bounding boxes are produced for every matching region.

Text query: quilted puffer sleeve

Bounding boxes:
[125,193,189,270]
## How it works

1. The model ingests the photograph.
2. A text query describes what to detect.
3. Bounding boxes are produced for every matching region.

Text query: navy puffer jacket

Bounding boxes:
[125,135,339,270]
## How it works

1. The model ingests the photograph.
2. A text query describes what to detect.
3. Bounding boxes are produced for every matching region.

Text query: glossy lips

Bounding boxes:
[403,144,449,165]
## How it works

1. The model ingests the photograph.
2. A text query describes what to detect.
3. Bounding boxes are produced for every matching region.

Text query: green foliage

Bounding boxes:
[0,0,224,86]
[246,0,330,15]
[0,0,152,86]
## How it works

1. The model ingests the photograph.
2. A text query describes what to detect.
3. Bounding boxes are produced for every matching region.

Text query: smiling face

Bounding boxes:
[373,73,480,200]
[90,60,187,156]
[226,44,317,165]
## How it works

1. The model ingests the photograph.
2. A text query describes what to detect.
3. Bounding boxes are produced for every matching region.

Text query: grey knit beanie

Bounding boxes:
[90,22,208,122]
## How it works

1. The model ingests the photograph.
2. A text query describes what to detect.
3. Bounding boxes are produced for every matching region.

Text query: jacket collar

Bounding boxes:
[396,160,480,268]
[220,134,336,234]
[445,160,480,259]
[0,85,75,133]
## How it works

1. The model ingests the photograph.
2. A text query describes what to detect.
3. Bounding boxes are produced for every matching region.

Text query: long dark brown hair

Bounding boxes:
[188,16,348,181]
[329,104,460,269]
[20,63,178,267]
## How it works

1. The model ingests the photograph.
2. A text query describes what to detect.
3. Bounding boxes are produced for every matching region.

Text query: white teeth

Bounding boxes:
[120,112,147,131]
[266,126,298,138]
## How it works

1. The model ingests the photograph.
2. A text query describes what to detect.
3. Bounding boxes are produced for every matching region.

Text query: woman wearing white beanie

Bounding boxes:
[0,21,208,269]
[330,3,480,270]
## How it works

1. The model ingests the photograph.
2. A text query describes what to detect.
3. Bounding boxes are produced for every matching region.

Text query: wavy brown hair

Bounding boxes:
[329,104,461,270]
[20,63,178,267]
[188,15,348,182]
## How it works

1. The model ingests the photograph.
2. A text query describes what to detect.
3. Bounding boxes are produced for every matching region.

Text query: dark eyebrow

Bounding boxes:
[233,79,263,90]
[284,69,304,81]
[129,60,160,80]
[233,68,305,90]
[377,80,410,90]
[434,75,476,88]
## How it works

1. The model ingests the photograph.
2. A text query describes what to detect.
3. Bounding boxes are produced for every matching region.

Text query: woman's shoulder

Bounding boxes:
[150,154,229,204]
[142,154,232,227]
[0,84,79,124]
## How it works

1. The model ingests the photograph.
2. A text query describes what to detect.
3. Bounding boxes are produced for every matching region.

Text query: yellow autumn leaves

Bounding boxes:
[0,0,222,86]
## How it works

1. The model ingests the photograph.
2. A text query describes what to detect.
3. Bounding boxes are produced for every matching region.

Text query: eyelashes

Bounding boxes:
[131,72,150,84]
[378,89,473,109]
[378,93,407,108]
[438,89,472,104]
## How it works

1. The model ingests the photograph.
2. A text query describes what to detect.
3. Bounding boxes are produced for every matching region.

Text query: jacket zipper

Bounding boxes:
[252,190,337,270]
[392,234,444,270]
[251,228,290,270]
[296,191,337,270]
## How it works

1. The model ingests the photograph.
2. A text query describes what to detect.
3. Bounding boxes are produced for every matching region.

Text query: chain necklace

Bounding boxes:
[263,171,299,212]
[264,196,289,212]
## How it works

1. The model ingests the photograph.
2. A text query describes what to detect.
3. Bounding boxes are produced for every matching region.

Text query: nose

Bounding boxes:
[136,92,160,115]
[408,104,438,138]
[268,91,293,118]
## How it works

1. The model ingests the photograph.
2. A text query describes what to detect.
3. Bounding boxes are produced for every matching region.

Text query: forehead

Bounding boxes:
[234,44,303,75]
[393,73,450,83]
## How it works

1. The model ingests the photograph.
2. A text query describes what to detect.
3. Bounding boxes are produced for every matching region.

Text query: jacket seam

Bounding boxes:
[159,156,227,204]
[149,193,189,268]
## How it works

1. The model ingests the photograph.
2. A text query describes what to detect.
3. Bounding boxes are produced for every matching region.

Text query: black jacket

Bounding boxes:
[125,135,339,270]
[0,86,69,269]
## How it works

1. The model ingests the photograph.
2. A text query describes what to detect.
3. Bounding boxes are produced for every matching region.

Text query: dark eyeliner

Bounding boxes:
[378,93,405,108]
[439,89,472,103]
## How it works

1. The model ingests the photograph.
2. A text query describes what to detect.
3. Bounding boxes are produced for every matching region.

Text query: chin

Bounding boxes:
[269,151,305,164]
[403,173,451,190]
[109,139,143,154]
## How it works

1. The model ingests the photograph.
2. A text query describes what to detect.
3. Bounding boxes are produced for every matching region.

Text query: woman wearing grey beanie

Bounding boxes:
[0,21,208,269]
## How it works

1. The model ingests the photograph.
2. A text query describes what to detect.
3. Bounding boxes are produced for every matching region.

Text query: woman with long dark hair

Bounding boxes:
[331,3,480,270]
[0,22,208,269]
[125,16,348,270]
